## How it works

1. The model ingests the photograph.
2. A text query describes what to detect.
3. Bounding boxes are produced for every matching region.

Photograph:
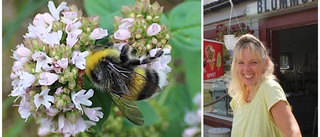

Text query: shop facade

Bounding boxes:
[204,0,318,133]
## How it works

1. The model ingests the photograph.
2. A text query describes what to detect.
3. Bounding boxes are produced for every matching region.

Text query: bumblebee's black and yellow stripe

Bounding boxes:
[85,43,164,125]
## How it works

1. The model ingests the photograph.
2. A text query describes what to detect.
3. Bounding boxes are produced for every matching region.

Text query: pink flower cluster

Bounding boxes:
[10,1,106,136]
[110,0,172,87]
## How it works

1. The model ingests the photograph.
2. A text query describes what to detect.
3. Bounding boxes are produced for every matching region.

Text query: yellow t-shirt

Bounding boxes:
[230,79,288,137]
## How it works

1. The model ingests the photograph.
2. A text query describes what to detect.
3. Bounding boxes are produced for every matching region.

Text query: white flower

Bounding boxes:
[12,44,33,63]
[71,51,89,70]
[43,30,63,47]
[61,11,78,24]
[12,61,24,72]
[83,106,103,122]
[40,118,55,133]
[18,96,32,121]
[34,88,55,110]
[193,93,201,107]
[38,127,51,137]
[71,89,94,113]
[65,21,82,34]
[66,31,81,48]
[196,109,201,118]
[114,29,131,40]
[39,72,59,86]
[75,116,87,133]
[85,120,96,129]
[182,127,199,137]
[47,1,69,21]
[32,51,53,72]
[119,18,134,29]
[24,13,54,40]
[58,114,73,134]
[147,23,161,36]
[10,71,36,97]
[89,28,108,40]
[20,72,36,87]
[54,58,68,73]
[33,13,55,28]
[58,114,87,136]
[149,48,172,73]
[46,107,60,116]
[184,111,201,126]
[57,58,68,69]
[24,22,52,41]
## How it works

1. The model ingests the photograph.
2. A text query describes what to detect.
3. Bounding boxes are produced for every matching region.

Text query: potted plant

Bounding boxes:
[215,23,254,50]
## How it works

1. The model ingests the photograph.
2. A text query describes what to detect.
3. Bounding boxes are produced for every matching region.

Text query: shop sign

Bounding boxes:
[257,0,315,14]
[203,40,224,80]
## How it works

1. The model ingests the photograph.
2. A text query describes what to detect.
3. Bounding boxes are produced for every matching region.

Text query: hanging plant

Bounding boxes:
[215,23,254,43]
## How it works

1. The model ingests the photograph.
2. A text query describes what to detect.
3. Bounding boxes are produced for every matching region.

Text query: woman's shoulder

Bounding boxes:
[259,79,284,94]
[260,79,281,88]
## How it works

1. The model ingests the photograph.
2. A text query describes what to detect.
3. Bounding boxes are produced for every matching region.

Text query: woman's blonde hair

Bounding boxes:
[227,34,276,103]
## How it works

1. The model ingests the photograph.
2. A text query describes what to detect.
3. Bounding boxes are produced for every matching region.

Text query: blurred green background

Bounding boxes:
[3,0,201,136]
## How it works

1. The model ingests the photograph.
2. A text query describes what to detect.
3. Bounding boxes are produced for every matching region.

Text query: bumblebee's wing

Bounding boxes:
[108,64,161,100]
[108,91,144,126]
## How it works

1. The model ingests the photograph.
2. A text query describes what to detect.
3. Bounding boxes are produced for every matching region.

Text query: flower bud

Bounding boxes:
[152,16,161,22]
[164,44,172,50]
[59,76,66,84]
[146,15,153,21]
[136,14,143,18]
[129,13,135,18]
[63,87,70,94]
[135,34,142,39]
[152,37,158,44]
[62,94,69,101]
[29,105,36,112]
[67,112,77,123]
[29,90,37,97]
[146,44,152,50]
[71,67,78,76]
[56,99,65,108]
[122,6,132,15]
[68,80,76,89]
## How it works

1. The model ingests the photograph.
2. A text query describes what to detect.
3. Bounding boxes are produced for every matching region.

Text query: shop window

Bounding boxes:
[280,53,293,70]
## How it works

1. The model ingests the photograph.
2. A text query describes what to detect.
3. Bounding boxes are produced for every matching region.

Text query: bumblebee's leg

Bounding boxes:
[120,44,141,66]
[120,44,131,63]
[106,42,114,47]
[140,50,164,64]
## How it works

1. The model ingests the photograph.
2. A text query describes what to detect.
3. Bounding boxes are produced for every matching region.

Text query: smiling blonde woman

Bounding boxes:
[228,34,301,137]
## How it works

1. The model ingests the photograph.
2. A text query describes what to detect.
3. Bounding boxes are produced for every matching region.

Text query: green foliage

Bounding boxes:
[168,1,201,97]
[3,0,201,136]
[84,0,135,30]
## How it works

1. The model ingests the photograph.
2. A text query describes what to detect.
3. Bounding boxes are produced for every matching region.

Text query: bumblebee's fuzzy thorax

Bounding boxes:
[85,48,120,79]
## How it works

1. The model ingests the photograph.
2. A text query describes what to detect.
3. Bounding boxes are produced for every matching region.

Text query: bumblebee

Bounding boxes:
[85,43,167,125]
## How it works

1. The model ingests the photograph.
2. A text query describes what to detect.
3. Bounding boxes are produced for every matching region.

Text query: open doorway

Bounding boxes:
[278,24,318,94]
[270,24,318,133]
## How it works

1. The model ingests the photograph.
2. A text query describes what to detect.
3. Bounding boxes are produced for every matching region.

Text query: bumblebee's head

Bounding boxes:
[85,43,120,79]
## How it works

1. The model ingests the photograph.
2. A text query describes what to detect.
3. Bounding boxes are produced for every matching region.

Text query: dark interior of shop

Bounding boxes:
[278,24,318,133]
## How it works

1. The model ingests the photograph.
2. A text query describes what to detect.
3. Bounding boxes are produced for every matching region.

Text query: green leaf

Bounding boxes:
[161,84,194,136]
[122,100,160,127]
[168,1,201,97]
[83,75,112,132]
[3,119,26,137]
[137,101,160,125]
[83,0,135,30]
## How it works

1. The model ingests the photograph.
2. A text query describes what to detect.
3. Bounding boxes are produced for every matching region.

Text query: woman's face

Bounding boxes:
[236,48,266,89]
